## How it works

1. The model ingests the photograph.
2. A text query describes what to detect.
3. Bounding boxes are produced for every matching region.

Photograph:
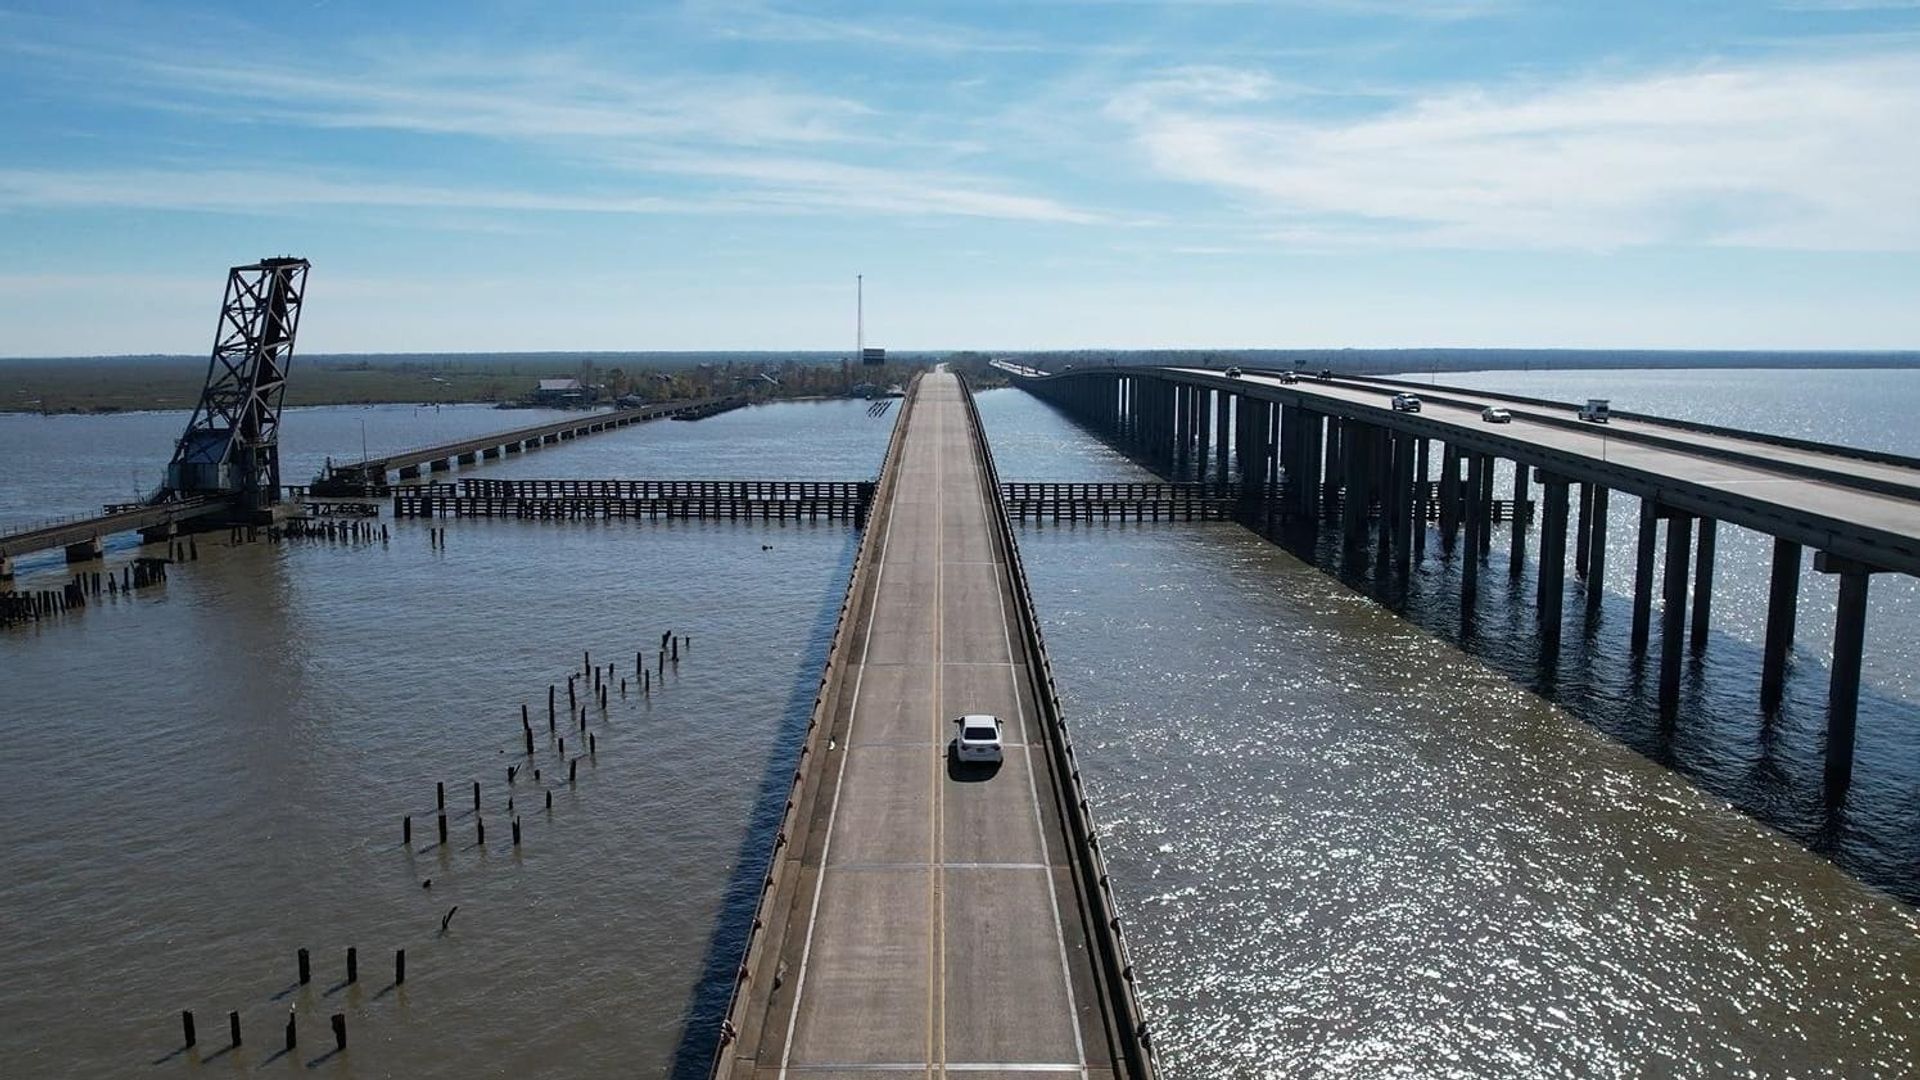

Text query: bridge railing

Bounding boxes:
[960,373,1160,1078]
[708,376,923,1075]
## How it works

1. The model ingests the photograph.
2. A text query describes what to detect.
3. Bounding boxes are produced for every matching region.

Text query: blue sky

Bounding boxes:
[3,0,1920,354]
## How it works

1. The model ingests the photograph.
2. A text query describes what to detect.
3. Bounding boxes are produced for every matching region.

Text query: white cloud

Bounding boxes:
[1108,53,1920,251]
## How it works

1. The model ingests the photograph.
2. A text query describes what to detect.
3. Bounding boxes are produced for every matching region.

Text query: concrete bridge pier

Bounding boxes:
[1391,433,1416,576]
[457,452,477,465]
[1476,457,1496,557]
[1690,518,1718,654]
[1535,471,1572,660]
[1815,551,1881,802]
[1585,486,1610,614]
[1340,420,1370,548]
[1194,385,1210,475]
[65,536,104,564]
[1659,511,1696,717]
[1439,444,1461,551]
[1462,452,1487,606]
[1574,484,1595,577]
[482,447,500,460]
[1413,437,1430,559]
[1213,390,1230,482]
[430,459,451,472]
[1297,410,1325,520]
[1321,417,1343,519]
[504,441,521,454]
[1631,499,1660,654]
[1761,538,1804,711]
[399,464,422,479]
[1510,462,1530,577]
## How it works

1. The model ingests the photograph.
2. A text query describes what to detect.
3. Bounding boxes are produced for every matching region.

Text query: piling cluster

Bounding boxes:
[172,944,402,1066]
[271,518,388,544]
[0,559,173,627]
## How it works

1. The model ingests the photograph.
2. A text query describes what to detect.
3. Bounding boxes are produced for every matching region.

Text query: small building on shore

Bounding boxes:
[531,378,592,407]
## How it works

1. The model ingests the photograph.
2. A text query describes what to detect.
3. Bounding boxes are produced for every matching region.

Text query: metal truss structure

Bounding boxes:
[160,257,309,509]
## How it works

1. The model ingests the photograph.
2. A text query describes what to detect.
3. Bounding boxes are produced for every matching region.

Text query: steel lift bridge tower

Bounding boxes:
[156,257,310,516]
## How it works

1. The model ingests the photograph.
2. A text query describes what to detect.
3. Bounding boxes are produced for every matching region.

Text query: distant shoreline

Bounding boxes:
[3,349,1916,414]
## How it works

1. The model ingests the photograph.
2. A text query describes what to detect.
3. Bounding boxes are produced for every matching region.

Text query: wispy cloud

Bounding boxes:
[2,28,1102,226]
[1107,53,1920,251]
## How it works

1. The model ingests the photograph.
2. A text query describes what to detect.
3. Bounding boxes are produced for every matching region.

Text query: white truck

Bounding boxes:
[1578,398,1611,423]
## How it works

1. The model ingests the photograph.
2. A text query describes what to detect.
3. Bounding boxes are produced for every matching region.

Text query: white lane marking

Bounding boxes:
[973,412,1089,1080]
[777,391,910,1080]
[783,1065,1082,1074]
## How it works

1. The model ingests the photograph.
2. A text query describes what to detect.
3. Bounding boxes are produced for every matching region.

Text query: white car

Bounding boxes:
[952,714,1005,764]
[1482,406,1512,423]
[1391,393,1422,413]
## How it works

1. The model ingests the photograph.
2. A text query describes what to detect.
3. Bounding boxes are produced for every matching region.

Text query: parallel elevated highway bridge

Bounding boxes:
[1004,361,1920,803]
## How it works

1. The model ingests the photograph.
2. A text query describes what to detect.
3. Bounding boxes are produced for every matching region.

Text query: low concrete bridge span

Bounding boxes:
[713,371,1154,1078]
[1007,362,1920,803]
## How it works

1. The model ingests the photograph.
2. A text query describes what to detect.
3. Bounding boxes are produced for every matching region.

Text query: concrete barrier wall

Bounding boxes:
[956,373,1160,1078]
[708,375,923,1075]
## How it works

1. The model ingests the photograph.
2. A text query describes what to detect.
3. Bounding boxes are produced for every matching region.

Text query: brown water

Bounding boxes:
[0,399,891,1077]
[3,381,1919,1078]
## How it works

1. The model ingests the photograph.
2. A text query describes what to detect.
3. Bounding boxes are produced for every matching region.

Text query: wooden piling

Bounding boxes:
[403,816,412,843]
[546,789,553,810]
[395,949,406,985]
[298,948,311,985]
[228,1010,241,1047]
[436,781,445,810]
[476,817,485,844]
[512,817,522,845]
[524,727,534,755]
[330,1013,345,1051]
[569,758,577,784]
[589,733,596,756]
[284,1009,296,1051]
[346,947,358,984]
[181,1009,196,1047]
[472,780,480,811]
[438,813,448,844]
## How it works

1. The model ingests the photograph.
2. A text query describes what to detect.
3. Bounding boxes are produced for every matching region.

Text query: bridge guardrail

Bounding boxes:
[708,374,923,1077]
[959,373,1160,1078]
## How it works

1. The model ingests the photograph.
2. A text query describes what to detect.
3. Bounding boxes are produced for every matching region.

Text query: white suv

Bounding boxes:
[1391,393,1422,413]
[952,714,1005,764]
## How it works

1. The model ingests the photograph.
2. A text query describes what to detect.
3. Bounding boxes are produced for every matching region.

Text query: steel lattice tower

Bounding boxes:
[161,257,309,510]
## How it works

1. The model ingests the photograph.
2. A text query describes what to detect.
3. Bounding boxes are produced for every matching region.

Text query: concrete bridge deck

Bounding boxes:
[714,371,1151,1079]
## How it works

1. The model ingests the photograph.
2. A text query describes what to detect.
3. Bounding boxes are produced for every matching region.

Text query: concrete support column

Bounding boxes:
[1760,537,1803,711]
[1690,518,1717,654]
[1537,474,1570,659]
[1341,422,1369,547]
[1462,453,1486,603]
[1631,498,1659,654]
[1585,486,1610,614]
[1478,457,1496,557]
[1298,411,1325,519]
[1509,461,1529,577]
[1439,444,1461,550]
[1659,513,1695,716]
[1816,552,1874,803]
[1575,483,1595,577]
[1195,389,1212,483]
[0,553,12,582]
[1214,390,1230,482]
[1393,435,1415,576]
[1413,438,1430,558]
[1322,418,1344,519]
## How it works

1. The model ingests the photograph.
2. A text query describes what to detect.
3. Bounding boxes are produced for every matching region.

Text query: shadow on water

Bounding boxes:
[666,533,859,1079]
[1274,514,1920,904]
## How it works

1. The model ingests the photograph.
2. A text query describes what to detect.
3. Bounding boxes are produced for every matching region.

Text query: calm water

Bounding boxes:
[0,398,893,1077]
[4,376,1919,1078]
[975,373,1920,1079]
